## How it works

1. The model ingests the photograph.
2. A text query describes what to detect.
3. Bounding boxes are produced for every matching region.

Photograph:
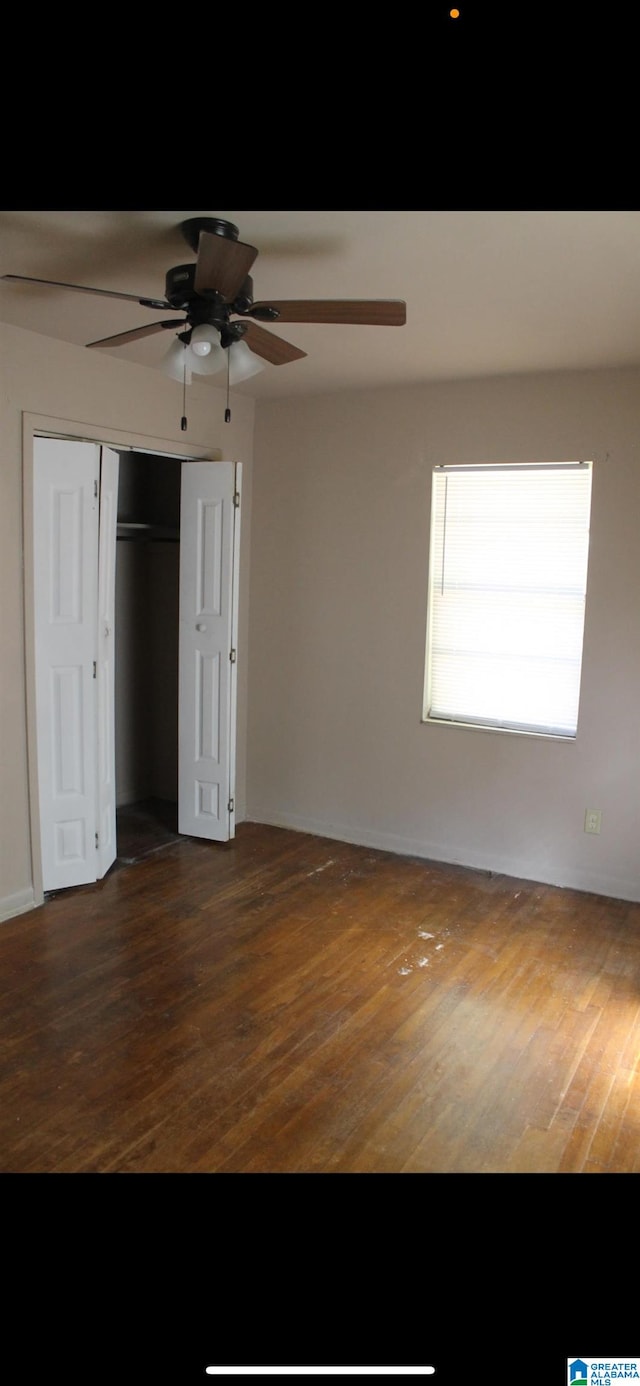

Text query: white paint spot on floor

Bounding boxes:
[398,966,412,975]
[435,943,444,951]
[307,859,335,876]
[416,956,430,967]
[418,930,434,939]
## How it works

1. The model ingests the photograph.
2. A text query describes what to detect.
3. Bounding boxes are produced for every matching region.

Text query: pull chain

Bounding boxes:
[181,349,188,431]
[225,347,231,423]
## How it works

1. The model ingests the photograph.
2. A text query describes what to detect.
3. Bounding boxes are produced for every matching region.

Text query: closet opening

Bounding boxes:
[114,449,182,866]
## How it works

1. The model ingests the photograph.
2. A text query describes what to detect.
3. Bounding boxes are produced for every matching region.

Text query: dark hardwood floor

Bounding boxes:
[115,797,180,864]
[1,822,639,1172]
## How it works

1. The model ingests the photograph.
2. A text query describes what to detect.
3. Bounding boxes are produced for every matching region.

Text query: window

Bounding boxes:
[423,461,593,738]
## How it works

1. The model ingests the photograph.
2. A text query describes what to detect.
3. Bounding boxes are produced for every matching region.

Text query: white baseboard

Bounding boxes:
[246,807,640,904]
[0,886,37,923]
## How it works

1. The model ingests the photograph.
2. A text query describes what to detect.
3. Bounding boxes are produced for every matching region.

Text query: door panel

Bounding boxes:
[34,438,100,890]
[96,446,119,878]
[178,461,239,841]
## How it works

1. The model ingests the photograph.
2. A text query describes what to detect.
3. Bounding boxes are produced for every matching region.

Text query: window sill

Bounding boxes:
[421,714,576,742]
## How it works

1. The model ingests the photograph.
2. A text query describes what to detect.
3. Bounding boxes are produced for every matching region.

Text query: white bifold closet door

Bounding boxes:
[33,440,240,894]
[34,439,119,890]
[178,460,240,842]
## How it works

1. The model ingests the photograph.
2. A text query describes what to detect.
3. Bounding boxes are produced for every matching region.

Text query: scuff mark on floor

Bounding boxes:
[306,859,335,876]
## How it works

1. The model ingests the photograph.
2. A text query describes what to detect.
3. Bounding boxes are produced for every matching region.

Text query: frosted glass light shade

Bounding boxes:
[162,338,193,383]
[190,323,220,356]
[162,332,266,385]
[228,340,266,384]
[188,330,227,376]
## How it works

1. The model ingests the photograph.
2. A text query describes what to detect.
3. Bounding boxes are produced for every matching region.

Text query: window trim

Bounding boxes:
[421,459,593,741]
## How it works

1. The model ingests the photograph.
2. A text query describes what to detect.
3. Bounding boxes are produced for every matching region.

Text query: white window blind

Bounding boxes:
[424,462,593,737]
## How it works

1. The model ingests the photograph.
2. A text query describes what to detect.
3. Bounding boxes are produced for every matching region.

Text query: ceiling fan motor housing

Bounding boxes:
[165,263,199,309]
[164,263,254,345]
[165,263,256,312]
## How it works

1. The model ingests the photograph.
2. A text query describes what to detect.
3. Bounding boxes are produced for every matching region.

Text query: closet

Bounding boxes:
[32,436,241,894]
[115,451,181,860]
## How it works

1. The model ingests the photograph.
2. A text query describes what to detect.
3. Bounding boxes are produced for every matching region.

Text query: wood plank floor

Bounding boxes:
[2,822,640,1172]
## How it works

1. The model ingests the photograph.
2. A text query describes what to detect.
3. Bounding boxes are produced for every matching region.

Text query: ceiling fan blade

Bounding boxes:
[250,299,407,326]
[241,321,307,365]
[2,273,170,309]
[86,319,185,348]
[194,231,259,301]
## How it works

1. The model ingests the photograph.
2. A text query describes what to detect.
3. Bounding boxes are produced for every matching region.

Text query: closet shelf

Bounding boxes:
[117,522,179,542]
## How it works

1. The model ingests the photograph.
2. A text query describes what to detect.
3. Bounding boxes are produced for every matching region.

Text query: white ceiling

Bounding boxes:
[2,209,640,401]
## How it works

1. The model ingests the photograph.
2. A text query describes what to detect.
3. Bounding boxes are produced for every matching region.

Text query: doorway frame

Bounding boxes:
[23,410,223,908]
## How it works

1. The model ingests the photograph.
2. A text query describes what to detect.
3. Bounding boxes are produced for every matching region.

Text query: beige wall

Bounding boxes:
[248,368,640,901]
[0,320,254,919]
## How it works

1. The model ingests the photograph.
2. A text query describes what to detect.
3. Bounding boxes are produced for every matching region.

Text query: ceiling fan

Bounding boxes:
[1,217,407,397]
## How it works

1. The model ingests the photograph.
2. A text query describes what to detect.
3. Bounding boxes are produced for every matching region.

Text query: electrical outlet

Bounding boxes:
[584,808,602,834]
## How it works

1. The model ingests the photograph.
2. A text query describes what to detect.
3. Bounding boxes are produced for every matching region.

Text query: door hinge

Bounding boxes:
[233,491,240,508]
[229,648,236,663]
[93,661,97,678]
[227,798,235,814]
[95,831,99,849]
[94,480,98,498]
